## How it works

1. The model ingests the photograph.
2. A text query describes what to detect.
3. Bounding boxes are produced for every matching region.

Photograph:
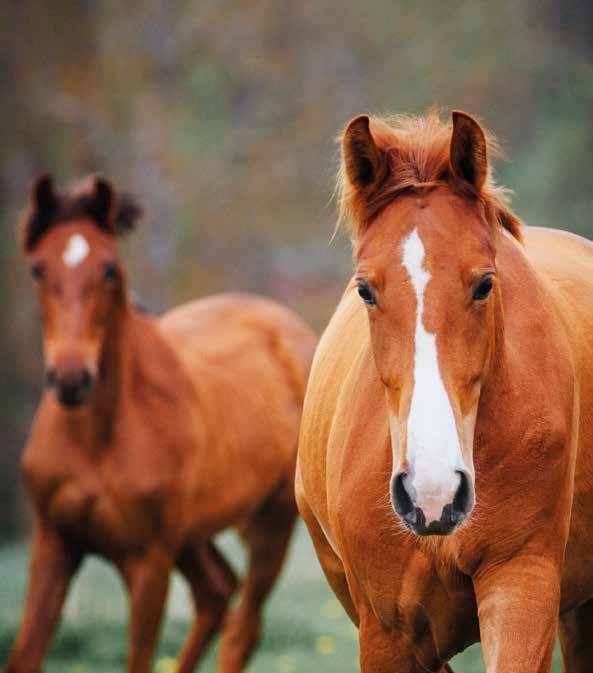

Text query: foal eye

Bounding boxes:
[473,274,494,301]
[103,263,119,283]
[30,263,44,281]
[357,281,376,306]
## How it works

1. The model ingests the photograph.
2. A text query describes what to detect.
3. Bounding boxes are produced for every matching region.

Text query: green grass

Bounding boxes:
[0,524,561,672]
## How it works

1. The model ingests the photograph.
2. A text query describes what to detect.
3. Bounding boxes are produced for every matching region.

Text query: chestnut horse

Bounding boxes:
[7,175,317,673]
[296,110,593,672]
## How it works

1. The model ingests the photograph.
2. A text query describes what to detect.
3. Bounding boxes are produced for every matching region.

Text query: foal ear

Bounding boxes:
[32,174,57,214]
[343,115,389,191]
[22,174,58,251]
[449,111,488,193]
[114,193,143,236]
[86,175,116,232]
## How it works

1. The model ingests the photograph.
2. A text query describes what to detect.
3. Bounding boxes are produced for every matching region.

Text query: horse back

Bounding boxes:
[157,293,318,529]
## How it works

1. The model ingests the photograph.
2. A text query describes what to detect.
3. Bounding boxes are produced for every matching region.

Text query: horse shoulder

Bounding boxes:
[298,285,372,549]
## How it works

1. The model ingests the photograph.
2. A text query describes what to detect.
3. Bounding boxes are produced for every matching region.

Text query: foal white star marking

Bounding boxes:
[62,234,90,267]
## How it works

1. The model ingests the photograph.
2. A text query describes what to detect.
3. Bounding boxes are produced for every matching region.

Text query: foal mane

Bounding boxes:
[21,175,143,252]
[336,110,523,243]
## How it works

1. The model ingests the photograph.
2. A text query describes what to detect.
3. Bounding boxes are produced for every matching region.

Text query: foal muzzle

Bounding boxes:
[46,367,94,408]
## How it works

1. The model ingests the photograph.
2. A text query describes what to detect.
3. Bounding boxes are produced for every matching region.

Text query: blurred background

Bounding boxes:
[0,1,591,671]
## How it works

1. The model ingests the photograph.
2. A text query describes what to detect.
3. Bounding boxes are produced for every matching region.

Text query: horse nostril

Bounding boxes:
[46,368,57,388]
[452,471,473,515]
[392,472,414,517]
[80,369,93,390]
[50,368,94,408]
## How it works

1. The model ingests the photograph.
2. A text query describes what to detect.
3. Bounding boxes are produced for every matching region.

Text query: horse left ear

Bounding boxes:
[86,175,116,232]
[22,174,59,251]
[450,111,488,193]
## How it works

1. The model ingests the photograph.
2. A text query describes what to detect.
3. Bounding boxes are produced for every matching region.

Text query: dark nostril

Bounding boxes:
[392,473,414,517]
[46,368,57,388]
[452,471,472,515]
[80,369,92,390]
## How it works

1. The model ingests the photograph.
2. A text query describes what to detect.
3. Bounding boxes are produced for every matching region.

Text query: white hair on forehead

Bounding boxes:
[62,234,90,267]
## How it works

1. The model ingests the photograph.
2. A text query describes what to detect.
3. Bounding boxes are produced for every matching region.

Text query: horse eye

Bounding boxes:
[104,263,119,283]
[357,281,376,306]
[473,274,494,301]
[30,263,44,281]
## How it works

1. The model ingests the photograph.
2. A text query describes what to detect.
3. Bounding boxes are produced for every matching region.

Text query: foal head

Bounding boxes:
[21,175,142,408]
[339,110,522,536]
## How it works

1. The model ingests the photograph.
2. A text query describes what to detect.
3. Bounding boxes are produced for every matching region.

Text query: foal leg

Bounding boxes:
[218,478,298,673]
[122,545,172,673]
[174,541,238,673]
[5,523,82,673]
[558,598,593,673]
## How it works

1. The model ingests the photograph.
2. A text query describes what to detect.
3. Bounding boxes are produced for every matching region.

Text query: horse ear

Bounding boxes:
[32,174,57,214]
[22,174,58,251]
[343,115,389,191]
[450,111,488,192]
[87,175,116,231]
[114,193,143,236]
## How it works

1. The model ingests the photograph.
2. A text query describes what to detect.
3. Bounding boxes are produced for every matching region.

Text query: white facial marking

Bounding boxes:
[389,411,400,456]
[62,234,90,267]
[398,228,463,524]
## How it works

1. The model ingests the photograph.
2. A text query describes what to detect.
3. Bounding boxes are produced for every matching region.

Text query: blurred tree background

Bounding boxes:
[0,0,592,539]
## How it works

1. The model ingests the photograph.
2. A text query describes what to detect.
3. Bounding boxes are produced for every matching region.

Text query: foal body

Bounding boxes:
[8,178,316,673]
[297,112,593,672]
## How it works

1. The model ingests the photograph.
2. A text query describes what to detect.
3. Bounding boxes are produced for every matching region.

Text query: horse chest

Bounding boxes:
[34,463,171,552]
[336,502,478,657]
[368,558,478,659]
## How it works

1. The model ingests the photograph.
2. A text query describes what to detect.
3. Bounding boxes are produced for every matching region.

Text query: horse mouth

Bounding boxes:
[399,504,467,536]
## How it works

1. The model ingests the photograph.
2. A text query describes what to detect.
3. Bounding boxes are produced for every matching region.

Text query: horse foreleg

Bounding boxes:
[122,546,172,673]
[5,521,81,673]
[558,598,593,673]
[219,478,298,673]
[474,554,560,673]
[174,541,237,673]
[359,609,453,673]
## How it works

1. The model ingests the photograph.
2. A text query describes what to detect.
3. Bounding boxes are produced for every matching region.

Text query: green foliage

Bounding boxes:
[0,526,563,672]
[1,1,592,537]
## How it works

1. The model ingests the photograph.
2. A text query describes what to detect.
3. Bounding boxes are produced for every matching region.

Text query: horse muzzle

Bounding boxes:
[390,469,474,536]
[46,366,94,408]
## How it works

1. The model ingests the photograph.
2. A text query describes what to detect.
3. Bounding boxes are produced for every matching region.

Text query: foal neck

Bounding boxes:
[87,298,151,441]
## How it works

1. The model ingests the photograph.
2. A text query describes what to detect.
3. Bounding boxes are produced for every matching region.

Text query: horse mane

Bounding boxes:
[21,175,143,252]
[336,110,523,243]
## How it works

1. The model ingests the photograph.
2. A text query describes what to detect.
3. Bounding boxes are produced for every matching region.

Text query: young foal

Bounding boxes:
[297,111,593,672]
[7,175,317,673]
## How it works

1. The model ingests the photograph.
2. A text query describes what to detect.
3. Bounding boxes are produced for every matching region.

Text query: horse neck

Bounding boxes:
[87,297,148,439]
[480,232,537,400]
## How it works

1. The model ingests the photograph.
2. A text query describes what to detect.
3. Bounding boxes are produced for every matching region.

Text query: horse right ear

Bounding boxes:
[342,115,389,191]
[22,174,58,251]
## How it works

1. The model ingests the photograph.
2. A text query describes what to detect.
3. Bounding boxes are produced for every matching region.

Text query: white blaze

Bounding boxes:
[62,234,90,267]
[399,228,462,524]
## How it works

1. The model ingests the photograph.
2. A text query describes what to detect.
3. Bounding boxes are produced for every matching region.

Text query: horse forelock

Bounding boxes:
[336,110,523,246]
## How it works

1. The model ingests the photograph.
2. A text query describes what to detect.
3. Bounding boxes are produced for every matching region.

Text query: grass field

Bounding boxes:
[0,523,562,672]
